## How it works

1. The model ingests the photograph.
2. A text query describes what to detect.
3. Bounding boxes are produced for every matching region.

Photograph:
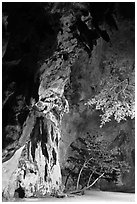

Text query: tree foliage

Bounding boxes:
[64,132,130,190]
[85,73,135,127]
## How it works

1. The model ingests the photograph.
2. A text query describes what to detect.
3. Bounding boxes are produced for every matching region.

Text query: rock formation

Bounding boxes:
[2,2,135,200]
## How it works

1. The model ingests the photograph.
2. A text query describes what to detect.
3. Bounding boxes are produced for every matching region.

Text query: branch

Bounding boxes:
[76,161,86,190]
[87,170,95,187]
[70,172,104,195]
[65,165,76,188]
[76,157,94,190]
[86,172,104,190]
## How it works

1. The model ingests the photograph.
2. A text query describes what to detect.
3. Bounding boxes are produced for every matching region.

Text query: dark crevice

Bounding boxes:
[41,144,49,162]
[14,185,25,198]
[23,170,26,179]
[52,148,57,167]
[50,125,54,142]
[55,136,58,147]
[44,164,48,181]
[30,117,41,161]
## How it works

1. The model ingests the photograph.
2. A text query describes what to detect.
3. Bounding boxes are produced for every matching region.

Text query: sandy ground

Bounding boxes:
[14,190,135,202]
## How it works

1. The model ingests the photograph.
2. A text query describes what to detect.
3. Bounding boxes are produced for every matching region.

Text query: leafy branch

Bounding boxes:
[85,76,135,127]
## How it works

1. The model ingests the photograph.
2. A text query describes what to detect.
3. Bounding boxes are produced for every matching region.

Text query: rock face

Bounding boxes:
[60,17,135,192]
[2,2,135,200]
[60,4,135,190]
[2,3,77,199]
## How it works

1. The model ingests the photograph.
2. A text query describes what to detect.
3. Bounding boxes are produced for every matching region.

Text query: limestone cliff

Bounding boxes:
[2,2,135,200]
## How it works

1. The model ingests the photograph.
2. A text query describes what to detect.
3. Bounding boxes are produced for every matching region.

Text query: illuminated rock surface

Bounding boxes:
[2,2,135,200]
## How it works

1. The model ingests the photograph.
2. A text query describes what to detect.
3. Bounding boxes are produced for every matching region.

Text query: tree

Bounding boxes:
[85,73,135,127]
[64,132,130,192]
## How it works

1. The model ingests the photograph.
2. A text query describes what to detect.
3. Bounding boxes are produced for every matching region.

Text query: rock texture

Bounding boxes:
[61,17,135,192]
[2,3,79,199]
[2,2,135,200]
